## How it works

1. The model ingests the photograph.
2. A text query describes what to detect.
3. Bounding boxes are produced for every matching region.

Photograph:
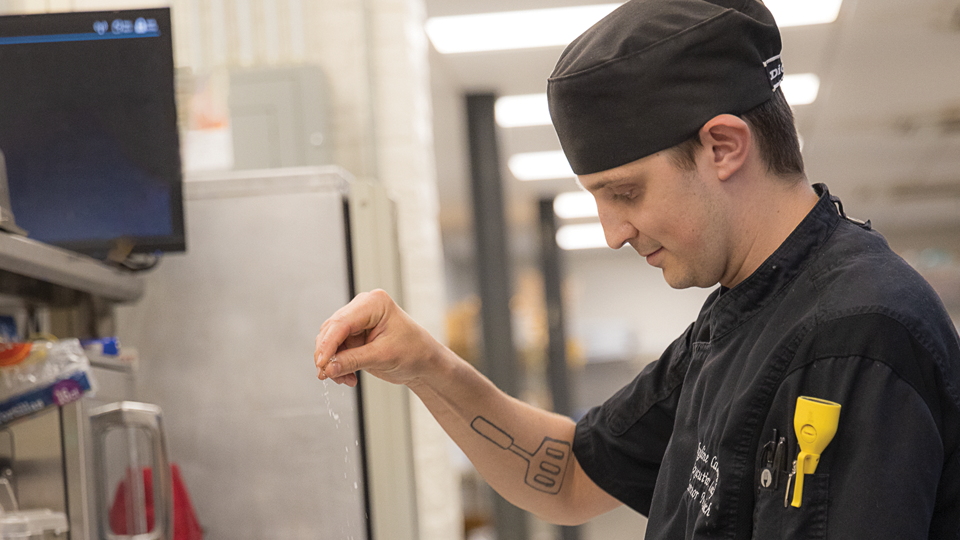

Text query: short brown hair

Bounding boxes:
[668,89,805,180]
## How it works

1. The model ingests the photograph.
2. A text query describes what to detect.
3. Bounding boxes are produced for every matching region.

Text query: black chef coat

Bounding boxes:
[574,184,960,539]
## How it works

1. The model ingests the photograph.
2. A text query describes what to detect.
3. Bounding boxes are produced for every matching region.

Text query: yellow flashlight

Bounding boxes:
[790,396,841,508]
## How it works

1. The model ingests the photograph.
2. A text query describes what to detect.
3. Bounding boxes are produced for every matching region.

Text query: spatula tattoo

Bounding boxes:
[471,416,571,494]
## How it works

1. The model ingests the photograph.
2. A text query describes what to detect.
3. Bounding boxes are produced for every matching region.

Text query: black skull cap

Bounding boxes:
[547,0,783,175]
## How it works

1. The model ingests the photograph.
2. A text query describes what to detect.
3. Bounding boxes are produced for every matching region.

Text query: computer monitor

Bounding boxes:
[0,8,185,260]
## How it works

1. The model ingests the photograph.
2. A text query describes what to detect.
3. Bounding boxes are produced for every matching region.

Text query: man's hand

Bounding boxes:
[313,289,621,524]
[314,289,441,388]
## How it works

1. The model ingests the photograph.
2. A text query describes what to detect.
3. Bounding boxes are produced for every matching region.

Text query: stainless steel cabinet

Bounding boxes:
[116,167,369,540]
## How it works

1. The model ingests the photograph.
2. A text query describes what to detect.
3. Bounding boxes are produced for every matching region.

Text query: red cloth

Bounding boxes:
[109,463,203,540]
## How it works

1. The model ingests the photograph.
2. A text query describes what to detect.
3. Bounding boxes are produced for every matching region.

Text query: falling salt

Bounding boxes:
[353,482,358,489]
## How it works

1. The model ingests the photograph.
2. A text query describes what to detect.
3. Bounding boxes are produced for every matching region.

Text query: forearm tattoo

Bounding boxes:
[471,416,572,494]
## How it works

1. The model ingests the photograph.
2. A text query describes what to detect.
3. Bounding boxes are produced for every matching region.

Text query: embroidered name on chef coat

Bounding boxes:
[686,442,721,517]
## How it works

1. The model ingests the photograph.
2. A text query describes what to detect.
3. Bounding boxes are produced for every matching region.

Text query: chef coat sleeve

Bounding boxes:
[753,313,960,539]
[573,325,693,516]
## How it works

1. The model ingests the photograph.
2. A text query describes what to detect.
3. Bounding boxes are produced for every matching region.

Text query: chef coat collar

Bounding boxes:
[704,183,841,341]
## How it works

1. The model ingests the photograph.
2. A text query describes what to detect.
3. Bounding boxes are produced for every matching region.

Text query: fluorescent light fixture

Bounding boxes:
[496,93,551,128]
[764,0,842,27]
[508,150,575,181]
[426,0,839,54]
[557,223,607,250]
[781,73,820,106]
[554,191,598,219]
[425,4,622,54]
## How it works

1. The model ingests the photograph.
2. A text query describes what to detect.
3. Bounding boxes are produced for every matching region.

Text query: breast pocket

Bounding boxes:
[753,473,829,540]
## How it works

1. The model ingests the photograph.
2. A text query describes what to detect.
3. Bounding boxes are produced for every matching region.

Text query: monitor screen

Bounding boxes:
[0,8,184,259]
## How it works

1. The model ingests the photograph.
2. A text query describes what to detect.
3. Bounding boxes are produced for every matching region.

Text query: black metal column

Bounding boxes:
[538,198,581,540]
[538,199,574,417]
[466,92,528,540]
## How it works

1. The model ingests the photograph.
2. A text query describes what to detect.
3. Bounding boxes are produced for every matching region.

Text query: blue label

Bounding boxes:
[80,337,120,356]
[0,371,92,425]
[0,316,16,341]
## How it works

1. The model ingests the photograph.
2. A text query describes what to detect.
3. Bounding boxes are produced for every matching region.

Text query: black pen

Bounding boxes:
[771,436,786,489]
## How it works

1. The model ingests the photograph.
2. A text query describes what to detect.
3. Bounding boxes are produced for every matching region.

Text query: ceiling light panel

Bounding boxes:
[508,150,575,181]
[554,191,598,219]
[425,4,622,54]
[427,0,840,56]
[764,0,842,27]
[496,93,551,128]
[557,223,607,250]
[781,73,820,105]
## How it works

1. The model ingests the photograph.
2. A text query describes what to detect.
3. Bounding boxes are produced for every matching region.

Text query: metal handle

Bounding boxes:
[90,401,173,540]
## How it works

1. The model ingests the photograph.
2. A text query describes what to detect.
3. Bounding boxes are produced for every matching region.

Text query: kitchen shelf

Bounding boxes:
[0,232,143,304]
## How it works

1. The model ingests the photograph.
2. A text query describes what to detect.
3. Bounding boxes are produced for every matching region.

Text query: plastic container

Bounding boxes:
[0,339,95,426]
[0,509,68,539]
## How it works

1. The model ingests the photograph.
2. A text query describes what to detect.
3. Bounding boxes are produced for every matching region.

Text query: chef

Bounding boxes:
[315,0,960,537]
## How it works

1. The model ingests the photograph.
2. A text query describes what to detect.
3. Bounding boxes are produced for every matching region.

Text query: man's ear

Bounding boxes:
[698,114,752,181]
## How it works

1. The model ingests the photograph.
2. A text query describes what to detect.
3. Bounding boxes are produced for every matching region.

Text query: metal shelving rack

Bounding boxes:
[0,232,143,306]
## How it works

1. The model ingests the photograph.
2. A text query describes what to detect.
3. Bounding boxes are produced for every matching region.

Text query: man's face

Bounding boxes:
[578,151,732,289]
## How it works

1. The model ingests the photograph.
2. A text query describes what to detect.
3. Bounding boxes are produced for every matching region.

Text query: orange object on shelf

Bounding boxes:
[0,343,32,367]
